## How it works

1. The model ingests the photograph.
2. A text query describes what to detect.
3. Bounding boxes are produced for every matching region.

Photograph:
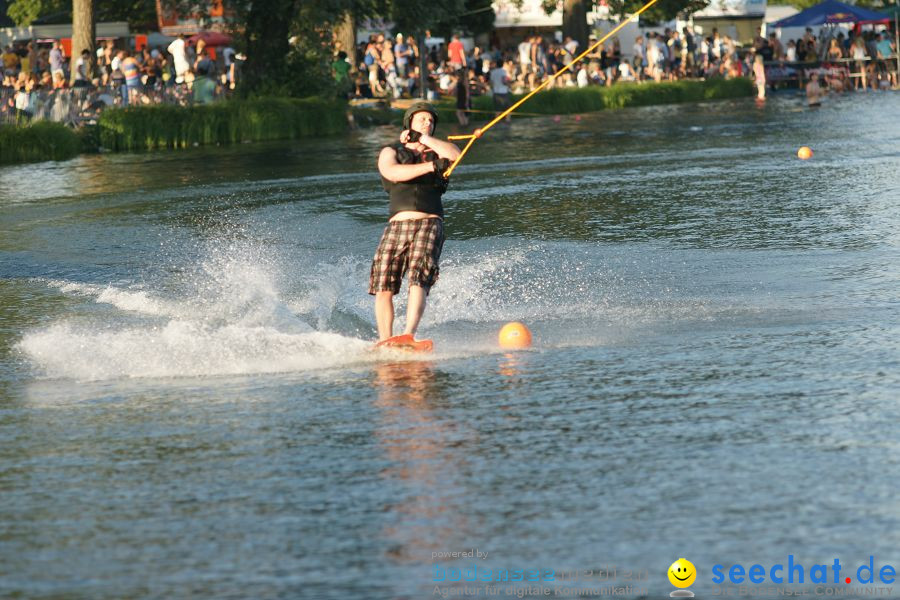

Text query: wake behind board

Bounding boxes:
[373,334,433,353]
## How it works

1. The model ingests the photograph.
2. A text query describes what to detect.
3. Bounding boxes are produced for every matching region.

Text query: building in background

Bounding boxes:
[0,21,130,51]
[690,0,768,43]
[155,0,231,36]
[492,0,619,48]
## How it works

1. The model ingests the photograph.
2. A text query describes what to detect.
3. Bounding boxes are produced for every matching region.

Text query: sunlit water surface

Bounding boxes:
[1,92,899,599]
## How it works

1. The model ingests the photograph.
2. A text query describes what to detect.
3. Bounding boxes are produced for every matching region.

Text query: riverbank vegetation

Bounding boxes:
[446,77,755,122]
[0,121,82,164]
[97,96,347,152]
[1,78,753,165]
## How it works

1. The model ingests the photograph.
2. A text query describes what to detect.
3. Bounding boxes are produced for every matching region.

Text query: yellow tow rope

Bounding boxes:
[443,0,660,179]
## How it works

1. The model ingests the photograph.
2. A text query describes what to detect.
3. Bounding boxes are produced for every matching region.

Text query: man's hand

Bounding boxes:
[433,157,451,178]
[401,129,421,144]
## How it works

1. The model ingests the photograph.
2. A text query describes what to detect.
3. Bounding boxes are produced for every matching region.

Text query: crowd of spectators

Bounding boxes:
[339,27,748,103]
[2,23,895,125]
[336,27,783,122]
[341,28,778,98]
[1,36,239,125]
[336,25,897,119]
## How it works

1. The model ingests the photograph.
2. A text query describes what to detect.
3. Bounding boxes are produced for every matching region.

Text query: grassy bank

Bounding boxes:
[98,96,348,152]
[2,80,752,165]
[0,121,82,164]
[440,77,755,123]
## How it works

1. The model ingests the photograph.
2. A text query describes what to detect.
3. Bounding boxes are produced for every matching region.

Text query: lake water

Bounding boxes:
[1,92,899,599]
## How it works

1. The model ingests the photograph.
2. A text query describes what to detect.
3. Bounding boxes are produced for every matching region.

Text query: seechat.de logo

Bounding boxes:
[711,556,897,585]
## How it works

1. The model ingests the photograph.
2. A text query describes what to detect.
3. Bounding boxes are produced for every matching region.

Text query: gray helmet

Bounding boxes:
[402,101,439,130]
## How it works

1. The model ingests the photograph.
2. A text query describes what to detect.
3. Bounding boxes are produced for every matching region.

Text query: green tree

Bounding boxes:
[6,0,66,26]
[96,0,157,30]
[392,0,465,37]
[70,0,95,85]
[159,0,490,97]
[7,0,157,29]
[232,0,381,96]
[220,0,471,96]
[459,0,496,36]
[234,0,297,96]
[563,0,589,51]
[6,0,40,25]
[156,0,364,96]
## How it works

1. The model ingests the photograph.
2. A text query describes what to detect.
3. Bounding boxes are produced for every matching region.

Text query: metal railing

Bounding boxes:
[763,55,898,87]
[1,78,227,127]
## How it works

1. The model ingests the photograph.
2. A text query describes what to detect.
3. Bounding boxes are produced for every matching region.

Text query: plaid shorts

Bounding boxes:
[369,218,444,295]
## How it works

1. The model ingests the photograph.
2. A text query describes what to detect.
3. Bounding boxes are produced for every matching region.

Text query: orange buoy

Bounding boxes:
[498,322,532,349]
[797,146,813,160]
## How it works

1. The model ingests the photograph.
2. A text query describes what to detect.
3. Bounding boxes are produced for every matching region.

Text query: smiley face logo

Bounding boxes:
[668,558,697,588]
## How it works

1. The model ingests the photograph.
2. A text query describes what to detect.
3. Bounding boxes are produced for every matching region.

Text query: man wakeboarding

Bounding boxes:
[369,102,461,351]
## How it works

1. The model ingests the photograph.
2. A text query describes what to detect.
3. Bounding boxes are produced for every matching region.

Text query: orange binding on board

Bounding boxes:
[373,334,434,353]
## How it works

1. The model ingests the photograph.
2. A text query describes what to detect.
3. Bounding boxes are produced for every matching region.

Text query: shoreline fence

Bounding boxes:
[764,55,899,88]
[0,79,226,127]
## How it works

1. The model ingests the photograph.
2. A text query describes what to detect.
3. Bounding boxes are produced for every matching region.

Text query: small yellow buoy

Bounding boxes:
[498,322,532,349]
[797,146,813,160]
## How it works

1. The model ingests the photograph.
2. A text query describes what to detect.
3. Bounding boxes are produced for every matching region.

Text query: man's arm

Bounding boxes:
[378,147,435,183]
[416,134,461,160]
[378,137,461,183]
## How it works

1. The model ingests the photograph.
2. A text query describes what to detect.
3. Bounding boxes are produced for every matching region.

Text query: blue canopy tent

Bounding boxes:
[771,0,890,27]
[772,0,892,62]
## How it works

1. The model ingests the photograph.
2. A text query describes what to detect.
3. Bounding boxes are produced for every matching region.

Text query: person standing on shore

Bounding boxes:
[167,34,190,84]
[447,34,466,71]
[365,36,384,96]
[48,41,63,80]
[3,45,20,76]
[453,69,470,126]
[753,54,766,100]
[632,36,645,81]
[121,50,142,104]
[369,102,461,344]
[394,34,410,78]
[73,49,91,87]
[874,33,896,88]
[489,59,511,120]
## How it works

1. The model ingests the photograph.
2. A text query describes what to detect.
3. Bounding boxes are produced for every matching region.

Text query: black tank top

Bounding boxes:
[381,143,447,218]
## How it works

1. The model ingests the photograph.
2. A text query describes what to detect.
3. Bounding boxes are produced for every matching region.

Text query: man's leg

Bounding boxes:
[375,291,395,341]
[403,285,427,336]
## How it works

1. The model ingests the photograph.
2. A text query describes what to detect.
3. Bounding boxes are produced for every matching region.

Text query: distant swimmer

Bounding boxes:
[806,76,823,107]
[369,102,461,347]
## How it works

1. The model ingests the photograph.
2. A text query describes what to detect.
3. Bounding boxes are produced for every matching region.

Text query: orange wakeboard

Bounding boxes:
[373,334,434,353]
